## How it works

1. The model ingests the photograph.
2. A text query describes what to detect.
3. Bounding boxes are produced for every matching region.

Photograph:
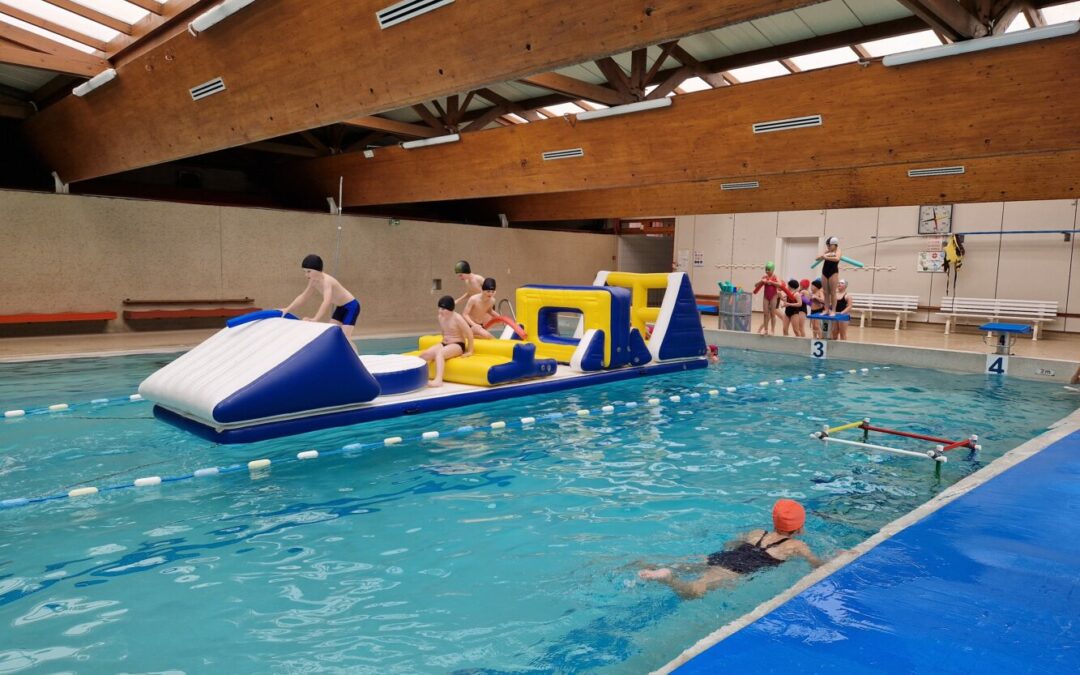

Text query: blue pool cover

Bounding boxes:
[676,428,1080,674]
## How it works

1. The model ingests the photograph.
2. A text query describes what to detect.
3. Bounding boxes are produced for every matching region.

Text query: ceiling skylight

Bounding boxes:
[860,31,943,58]
[790,46,860,71]
[725,61,790,82]
[1042,1,1080,23]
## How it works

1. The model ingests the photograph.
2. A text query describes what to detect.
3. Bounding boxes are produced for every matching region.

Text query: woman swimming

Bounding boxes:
[638,499,823,599]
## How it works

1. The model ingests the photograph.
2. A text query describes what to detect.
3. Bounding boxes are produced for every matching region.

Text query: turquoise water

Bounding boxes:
[0,341,1076,674]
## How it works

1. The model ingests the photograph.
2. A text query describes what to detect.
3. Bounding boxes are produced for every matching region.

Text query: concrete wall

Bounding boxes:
[676,199,1080,332]
[0,190,618,332]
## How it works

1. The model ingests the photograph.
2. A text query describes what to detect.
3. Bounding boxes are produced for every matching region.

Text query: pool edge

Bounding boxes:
[654,405,1080,675]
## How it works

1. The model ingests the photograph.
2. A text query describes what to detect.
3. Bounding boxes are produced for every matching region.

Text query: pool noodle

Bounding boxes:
[810,256,864,269]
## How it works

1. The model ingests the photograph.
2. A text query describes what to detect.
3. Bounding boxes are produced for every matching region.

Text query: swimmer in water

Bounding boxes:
[638,499,823,599]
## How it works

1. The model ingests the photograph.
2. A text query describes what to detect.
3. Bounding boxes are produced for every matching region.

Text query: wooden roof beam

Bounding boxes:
[343,115,442,138]
[43,0,132,35]
[896,0,988,40]
[108,1,215,62]
[0,3,109,51]
[283,33,1080,207]
[0,43,107,77]
[25,0,835,182]
[518,72,632,106]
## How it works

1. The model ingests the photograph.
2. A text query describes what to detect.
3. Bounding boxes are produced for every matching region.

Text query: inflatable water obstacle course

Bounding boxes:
[139,272,708,443]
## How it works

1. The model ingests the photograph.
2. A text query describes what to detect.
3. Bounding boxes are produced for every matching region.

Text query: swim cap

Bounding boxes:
[481,277,496,291]
[301,254,323,271]
[765,261,775,271]
[800,279,810,289]
[772,499,805,533]
[826,236,839,246]
[437,295,455,311]
[787,279,798,289]
[839,279,848,287]
[454,260,471,274]
[812,278,822,288]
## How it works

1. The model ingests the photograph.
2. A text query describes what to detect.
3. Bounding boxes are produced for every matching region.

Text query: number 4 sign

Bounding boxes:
[986,354,1008,375]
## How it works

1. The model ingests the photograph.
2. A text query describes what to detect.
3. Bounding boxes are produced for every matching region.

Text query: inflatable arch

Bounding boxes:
[592,271,707,362]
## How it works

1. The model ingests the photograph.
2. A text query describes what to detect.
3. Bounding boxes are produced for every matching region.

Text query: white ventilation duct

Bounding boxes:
[188,0,256,36]
[576,97,671,121]
[401,133,460,149]
[72,68,117,97]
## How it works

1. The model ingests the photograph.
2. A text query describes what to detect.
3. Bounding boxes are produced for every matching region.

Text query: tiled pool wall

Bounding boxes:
[708,329,1078,384]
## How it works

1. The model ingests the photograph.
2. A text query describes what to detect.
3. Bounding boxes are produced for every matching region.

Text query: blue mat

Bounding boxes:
[697,304,719,315]
[676,429,1080,674]
[807,313,849,322]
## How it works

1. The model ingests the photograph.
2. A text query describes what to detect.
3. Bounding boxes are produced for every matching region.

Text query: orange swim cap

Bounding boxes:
[772,499,805,533]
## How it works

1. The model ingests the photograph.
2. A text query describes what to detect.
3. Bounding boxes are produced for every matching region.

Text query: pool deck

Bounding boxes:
[662,409,1080,674]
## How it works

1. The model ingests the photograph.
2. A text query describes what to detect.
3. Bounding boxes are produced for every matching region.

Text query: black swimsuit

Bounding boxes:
[442,341,466,351]
[822,259,839,279]
[836,296,849,313]
[707,532,789,574]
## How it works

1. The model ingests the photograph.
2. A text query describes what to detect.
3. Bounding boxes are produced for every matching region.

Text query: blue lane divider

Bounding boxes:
[0,366,888,510]
[3,392,146,419]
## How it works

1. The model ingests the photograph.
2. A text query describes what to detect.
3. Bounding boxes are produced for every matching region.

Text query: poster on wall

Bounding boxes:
[693,252,704,268]
[917,251,944,273]
[676,249,690,272]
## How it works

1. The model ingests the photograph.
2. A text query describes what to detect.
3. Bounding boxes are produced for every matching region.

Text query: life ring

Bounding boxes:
[483,315,527,340]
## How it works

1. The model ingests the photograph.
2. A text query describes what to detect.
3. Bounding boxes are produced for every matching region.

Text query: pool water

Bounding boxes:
[0,341,1075,674]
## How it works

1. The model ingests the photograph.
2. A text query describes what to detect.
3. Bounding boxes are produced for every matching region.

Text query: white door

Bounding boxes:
[781,237,820,283]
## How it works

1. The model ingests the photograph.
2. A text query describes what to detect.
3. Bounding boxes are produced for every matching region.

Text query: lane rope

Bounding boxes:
[0,366,889,510]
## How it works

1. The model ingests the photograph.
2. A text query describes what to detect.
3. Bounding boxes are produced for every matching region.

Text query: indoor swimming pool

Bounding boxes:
[1,341,1075,673]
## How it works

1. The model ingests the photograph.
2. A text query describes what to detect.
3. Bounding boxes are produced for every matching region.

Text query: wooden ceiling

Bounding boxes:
[2,0,1077,221]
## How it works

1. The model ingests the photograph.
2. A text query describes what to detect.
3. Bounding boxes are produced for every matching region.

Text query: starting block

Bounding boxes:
[980,322,1030,356]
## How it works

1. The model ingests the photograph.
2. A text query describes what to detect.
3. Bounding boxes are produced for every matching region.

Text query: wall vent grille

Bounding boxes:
[377,0,454,29]
[720,181,760,190]
[190,77,226,101]
[907,166,966,177]
[752,115,822,134]
[542,148,585,161]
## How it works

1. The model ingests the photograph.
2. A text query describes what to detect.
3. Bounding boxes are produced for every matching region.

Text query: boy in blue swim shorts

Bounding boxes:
[282,254,361,341]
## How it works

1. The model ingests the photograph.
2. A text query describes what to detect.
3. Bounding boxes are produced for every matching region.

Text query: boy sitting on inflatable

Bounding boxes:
[421,296,474,387]
[463,277,501,339]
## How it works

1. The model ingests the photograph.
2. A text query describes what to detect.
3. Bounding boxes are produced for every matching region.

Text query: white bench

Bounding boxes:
[849,293,920,330]
[938,296,1059,340]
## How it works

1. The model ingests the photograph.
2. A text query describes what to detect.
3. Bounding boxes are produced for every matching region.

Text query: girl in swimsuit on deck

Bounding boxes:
[816,237,842,316]
[638,499,824,599]
[753,262,783,335]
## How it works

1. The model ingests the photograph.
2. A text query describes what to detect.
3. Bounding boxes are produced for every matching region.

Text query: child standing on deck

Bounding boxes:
[753,262,783,336]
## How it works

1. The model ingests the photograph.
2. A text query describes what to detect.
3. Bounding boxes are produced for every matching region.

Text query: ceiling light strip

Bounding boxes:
[884,21,1079,66]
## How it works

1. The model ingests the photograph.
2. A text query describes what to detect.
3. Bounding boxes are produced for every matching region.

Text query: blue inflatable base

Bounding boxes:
[155,358,707,444]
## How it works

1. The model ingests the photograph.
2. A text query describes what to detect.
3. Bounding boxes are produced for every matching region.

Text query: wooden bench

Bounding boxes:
[695,294,719,315]
[849,293,920,330]
[122,298,257,322]
[0,311,116,325]
[937,296,1058,340]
